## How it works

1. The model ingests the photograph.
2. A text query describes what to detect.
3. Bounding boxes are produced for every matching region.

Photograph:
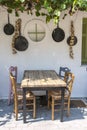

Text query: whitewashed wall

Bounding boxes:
[0,8,87,99]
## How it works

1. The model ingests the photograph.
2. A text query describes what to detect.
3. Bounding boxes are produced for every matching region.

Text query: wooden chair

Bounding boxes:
[46,67,70,105]
[10,72,36,120]
[48,72,75,120]
[59,67,71,79]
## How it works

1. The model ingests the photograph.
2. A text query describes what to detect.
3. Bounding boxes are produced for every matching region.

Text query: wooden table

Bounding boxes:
[21,70,66,123]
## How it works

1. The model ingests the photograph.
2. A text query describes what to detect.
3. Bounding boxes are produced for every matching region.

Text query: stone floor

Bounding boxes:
[0,99,87,130]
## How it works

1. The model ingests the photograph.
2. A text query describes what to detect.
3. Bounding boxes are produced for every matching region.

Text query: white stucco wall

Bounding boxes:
[0,8,87,99]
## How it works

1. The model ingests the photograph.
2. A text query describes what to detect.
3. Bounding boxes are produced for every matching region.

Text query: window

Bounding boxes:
[23,19,46,42]
[82,18,87,65]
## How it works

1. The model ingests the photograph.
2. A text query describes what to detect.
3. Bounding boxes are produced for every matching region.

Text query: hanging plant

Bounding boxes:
[0,0,87,24]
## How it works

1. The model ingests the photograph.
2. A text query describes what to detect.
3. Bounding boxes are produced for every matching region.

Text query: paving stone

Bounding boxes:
[0,99,87,130]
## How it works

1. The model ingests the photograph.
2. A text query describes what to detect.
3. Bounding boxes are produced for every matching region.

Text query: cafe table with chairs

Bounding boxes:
[21,70,67,123]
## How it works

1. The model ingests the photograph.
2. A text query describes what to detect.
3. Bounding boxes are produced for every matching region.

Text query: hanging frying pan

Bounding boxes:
[14,19,28,51]
[52,25,65,42]
[67,36,77,46]
[4,14,14,35]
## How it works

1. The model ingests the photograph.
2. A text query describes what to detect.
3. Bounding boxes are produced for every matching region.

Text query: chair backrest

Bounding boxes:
[64,72,75,96]
[10,72,18,103]
[59,67,71,79]
[9,66,17,81]
[8,66,17,105]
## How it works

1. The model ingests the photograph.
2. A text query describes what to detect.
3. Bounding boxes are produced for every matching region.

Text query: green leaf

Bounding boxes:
[19,6,25,12]
[19,0,25,2]
[7,8,12,13]
[47,6,53,13]
[60,4,66,10]
[35,11,40,16]
[15,10,19,17]
[41,12,46,16]
[54,10,61,16]
[46,15,51,23]
[53,16,59,25]
[44,0,50,8]
[35,3,41,11]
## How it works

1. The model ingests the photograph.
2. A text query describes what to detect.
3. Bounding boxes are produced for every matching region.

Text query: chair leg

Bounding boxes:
[48,92,51,109]
[8,88,13,105]
[14,100,18,120]
[15,109,18,121]
[33,97,36,119]
[14,103,18,120]
[52,97,54,120]
[67,99,70,116]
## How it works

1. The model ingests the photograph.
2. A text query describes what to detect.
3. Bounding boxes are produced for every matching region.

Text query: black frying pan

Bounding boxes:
[14,19,28,51]
[52,25,65,42]
[4,14,14,35]
[14,36,28,51]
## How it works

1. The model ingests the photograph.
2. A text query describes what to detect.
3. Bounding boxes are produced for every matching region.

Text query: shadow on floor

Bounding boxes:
[0,99,87,126]
[70,99,87,108]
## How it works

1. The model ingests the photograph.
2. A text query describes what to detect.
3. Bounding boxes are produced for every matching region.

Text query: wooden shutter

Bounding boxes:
[82,18,87,64]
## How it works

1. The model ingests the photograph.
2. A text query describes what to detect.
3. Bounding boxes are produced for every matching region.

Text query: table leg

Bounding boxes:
[60,88,65,122]
[23,88,26,123]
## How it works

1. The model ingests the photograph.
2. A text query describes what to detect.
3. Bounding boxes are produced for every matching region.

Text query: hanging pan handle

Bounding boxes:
[8,13,10,24]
